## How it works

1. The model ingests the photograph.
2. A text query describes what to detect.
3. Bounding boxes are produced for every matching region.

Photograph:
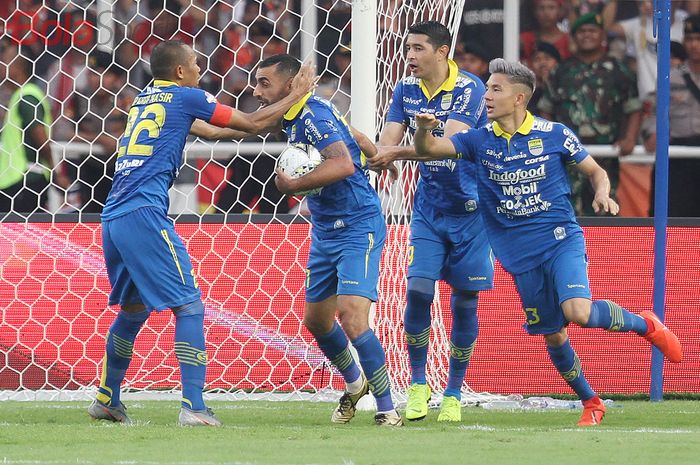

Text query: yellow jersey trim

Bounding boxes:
[492,111,536,141]
[283,92,313,121]
[153,79,179,87]
[419,59,459,100]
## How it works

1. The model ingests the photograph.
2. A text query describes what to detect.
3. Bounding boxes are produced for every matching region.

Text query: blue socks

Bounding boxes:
[173,300,208,411]
[352,329,394,412]
[404,277,435,385]
[97,308,149,407]
[444,291,478,400]
[585,300,648,334]
[315,322,362,384]
[546,339,595,401]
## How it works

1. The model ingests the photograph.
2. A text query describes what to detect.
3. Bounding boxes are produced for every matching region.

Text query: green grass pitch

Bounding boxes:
[1,400,699,465]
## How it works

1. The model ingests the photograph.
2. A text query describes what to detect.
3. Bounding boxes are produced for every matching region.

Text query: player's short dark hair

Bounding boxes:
[258,54,301,78]
[150,40,190,80]
[407,21,452,50]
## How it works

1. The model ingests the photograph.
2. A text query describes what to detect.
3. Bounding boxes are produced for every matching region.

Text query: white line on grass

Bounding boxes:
[459,424,696,434]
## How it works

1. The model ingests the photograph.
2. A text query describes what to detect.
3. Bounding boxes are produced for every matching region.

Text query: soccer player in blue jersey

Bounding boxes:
[368,21,494,422]
[253,54,402,426]
[88,41,315,426]
[410,58,682,426]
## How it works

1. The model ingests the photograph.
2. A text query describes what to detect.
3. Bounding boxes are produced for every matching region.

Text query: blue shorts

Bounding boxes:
[408,206,494,291]
[305,214,386,303]
[512,235,592,335]
[102,207,201,311]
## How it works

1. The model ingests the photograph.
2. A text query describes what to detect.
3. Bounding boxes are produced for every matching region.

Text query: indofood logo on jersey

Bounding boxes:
[488,165,546,185]
[528,138,544,156]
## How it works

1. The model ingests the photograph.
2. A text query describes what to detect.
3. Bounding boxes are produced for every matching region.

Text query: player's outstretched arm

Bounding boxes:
[370,117,473,170]
[226,63,317,134]
[576,155,620,215]
[413,113,458,160]
[350,125,399,181]
[190,119,253,141]
[275,141,354,195]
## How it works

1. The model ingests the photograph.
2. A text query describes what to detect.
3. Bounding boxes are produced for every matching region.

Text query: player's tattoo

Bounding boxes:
[320,140,350,161]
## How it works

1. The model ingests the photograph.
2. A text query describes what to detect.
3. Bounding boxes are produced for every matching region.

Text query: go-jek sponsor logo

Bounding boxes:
[488,165,546,185]
[496,196,552,216]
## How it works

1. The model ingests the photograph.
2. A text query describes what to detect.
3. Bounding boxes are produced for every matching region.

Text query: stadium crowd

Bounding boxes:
[1,0,700,216]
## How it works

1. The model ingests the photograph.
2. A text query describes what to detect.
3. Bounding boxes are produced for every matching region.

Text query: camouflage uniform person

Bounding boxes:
[538,12,642,215]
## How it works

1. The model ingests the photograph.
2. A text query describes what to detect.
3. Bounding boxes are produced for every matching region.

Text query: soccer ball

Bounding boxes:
[276,144,323,196]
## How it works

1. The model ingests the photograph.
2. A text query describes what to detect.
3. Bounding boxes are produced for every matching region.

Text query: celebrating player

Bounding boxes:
[409,58,682,426]
[369,21,494,422]
[89,40,315,426]
[254,54,403,426]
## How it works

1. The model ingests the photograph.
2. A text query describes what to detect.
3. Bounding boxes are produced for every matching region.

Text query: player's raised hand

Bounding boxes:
[415,113,439,130]
[291,62,318,95]
[592,194,619,216]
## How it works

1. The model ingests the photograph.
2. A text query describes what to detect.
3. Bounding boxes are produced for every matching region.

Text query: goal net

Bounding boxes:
[0,0,506,405]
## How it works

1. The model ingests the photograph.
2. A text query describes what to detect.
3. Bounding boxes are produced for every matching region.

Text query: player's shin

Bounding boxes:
[315,321,362,386]
[445,290,478,399]
[546,339,596,401]
[173,300,208,411]
[352,329,395,412]
[98,308,149,406]
[404,277,435,384]
[585,300,648,334]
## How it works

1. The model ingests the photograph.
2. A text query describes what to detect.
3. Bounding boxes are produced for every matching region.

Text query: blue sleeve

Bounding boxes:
[386,81,406,124]
[179,87,218,121]
[448,78,486,128]
[558,124,589,165]
[449,129,478,161]
[303,105,344,152]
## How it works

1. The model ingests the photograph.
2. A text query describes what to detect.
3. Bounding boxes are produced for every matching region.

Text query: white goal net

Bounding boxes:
[0,0,505,405]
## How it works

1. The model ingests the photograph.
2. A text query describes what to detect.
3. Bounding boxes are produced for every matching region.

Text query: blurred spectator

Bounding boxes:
[316,0,351,71]
[124,0,195,86]
[317,42,351,116]
[671,40,688,67]
[521,0,571,62]
[0,39,69,213]
[71,52,129,213]
[642,15,700,217]
[459,0,504,62]
[527,41,561,115]
[454,41,490,83]
[608,0,688,99]
[539,12,642,216]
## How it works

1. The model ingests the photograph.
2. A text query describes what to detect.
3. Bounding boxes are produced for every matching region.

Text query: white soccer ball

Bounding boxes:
[276,144,323,196]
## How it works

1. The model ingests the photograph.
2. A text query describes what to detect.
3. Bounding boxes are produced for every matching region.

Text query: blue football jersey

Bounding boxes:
[282,93,382,231]
[449,112,589,273]
[102,80,226,220]
[386,60,487,214]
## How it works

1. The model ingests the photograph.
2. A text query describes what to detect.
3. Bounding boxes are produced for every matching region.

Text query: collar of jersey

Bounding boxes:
[419,59,458,101]
[153,80,179,87]
[492,111,535,140]
[284,92,313,121]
